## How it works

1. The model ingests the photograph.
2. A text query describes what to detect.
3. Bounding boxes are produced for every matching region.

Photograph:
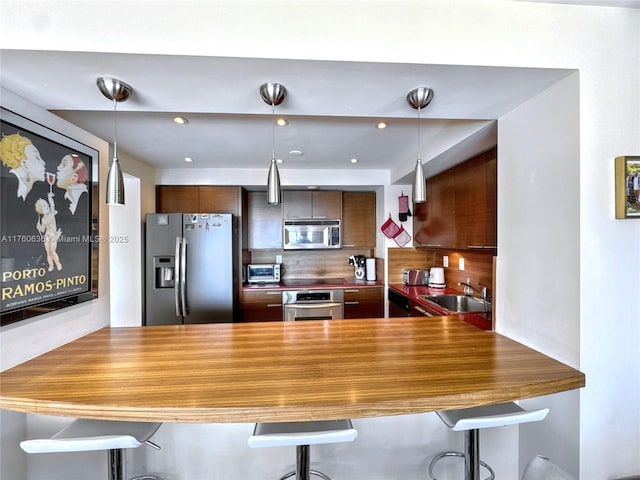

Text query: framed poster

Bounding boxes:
[0,108,99,325]
[615,156,640,219]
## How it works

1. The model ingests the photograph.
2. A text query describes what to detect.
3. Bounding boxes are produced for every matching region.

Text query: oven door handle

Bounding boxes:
[284,302,342,309]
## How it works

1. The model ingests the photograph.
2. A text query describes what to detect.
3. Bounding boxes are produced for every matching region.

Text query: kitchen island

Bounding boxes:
[0,317,584,423]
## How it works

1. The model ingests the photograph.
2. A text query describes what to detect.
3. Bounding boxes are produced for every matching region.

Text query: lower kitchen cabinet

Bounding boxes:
[344,287,383,319]
[241,290,283,322]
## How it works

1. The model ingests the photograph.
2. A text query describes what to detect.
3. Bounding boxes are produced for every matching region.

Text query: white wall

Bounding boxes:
[498,73,581,476]
[1,1,639,479]
[109,174,143,327]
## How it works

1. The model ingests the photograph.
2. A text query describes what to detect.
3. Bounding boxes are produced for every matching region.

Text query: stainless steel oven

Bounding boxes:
[282,290,344,321]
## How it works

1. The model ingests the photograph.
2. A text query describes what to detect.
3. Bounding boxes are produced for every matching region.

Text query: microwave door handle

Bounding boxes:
[180,237,188,317]
[174,236,182,317]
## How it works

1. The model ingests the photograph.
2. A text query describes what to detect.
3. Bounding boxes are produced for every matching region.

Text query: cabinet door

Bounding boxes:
[343,287,383,319]
[283,190,342,219]
[156,186,199,213]
[199,186,241,216]
[241,290,283,322]
[485,155,497,248]
[283,191,312,218]
[454,154,488,249]
[247,191,283,249]
[312,191,342,219]
[413,169,455,248]
[342,192,376,248]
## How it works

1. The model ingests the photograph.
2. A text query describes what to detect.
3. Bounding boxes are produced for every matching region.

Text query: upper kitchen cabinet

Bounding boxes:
[156,186,242,215]
[156,186,199,213]
[342,191,376,248]
[283,190,342,219]
[453,148,497,250]
[413,147,497,250]
[413,169,455,248]
[247,191,283,250]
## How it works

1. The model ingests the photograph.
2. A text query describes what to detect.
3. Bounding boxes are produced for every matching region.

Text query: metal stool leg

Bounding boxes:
[108,449,125,480]
[428,429,495,480]
[465,429,480,480]
[278,445,332,480]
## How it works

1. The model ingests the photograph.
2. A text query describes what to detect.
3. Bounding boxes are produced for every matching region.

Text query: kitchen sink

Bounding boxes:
[419,294,491,313]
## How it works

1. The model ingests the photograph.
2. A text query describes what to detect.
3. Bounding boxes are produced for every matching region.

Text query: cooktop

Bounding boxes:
[281,278,345,287]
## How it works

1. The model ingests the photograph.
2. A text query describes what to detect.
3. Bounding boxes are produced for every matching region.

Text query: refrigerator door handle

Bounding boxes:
[179,237,188,316]
[174,236,182,317]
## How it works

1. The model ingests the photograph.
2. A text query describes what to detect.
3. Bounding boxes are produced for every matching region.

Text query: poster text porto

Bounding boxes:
[2,266,87,307]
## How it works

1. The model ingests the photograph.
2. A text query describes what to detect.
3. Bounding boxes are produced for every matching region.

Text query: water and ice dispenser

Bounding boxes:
[154,256,175,288]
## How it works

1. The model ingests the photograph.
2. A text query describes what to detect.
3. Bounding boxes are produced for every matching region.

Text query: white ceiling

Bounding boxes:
[1,49,574,183]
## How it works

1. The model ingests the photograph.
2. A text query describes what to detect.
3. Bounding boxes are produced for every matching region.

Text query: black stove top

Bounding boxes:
[281,277,345,287]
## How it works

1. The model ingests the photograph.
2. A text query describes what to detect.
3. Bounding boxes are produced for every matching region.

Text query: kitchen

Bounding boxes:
[0,2,639,480]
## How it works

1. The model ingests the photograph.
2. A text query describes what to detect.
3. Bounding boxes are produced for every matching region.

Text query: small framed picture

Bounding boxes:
[615,156,640,219]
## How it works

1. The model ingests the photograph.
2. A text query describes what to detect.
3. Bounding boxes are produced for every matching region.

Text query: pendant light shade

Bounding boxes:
[407,87,434,204]
[97,77,132,206]
[412,158,426,203]
[105,156,125,205]
[267,158,281,204]
[260,82,287,205]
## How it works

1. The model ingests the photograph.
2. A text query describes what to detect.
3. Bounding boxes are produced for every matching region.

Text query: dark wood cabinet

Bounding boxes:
[156,186,199,213]
[414,169,455,248]
[342,191,376,248]
[199,186,242,216]
[453,155,487,249]
[156,185,242,215]
[283,190,342,219]
[247,191,283,250]
[343,286,384,319]
[413,148,496,250]
[241,290,283,322]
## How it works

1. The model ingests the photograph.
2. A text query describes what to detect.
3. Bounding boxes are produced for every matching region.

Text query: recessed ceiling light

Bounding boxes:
[276,118,289,126]
[184,157,193,163]
[350,158,359,164]
[173,116,189,125]
[276,158,284,164]
[376,121,388,129]
[289,150,304,157]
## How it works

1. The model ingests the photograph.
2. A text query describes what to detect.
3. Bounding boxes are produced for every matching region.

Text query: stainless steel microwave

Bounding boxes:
[283,219,341,250]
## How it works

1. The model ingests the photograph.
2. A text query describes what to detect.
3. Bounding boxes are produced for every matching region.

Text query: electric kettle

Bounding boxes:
[428,267,445,288]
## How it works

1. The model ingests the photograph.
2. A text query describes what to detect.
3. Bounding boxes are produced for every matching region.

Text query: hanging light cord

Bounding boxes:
[416,105,422,161]
[112,97,118,160]
[271,102,276,161]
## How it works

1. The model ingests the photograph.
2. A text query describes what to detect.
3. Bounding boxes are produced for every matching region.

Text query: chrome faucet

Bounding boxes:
[458,279,489,302]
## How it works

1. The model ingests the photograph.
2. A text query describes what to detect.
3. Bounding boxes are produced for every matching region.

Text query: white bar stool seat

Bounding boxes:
[248,420,357,480]
[429,402,549,480]
[21,419,163,480]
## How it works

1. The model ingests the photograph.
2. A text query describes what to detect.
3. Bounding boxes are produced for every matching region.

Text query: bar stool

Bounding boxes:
[20,419,163,480]
[428,402,549,480]
[248,420,358,480]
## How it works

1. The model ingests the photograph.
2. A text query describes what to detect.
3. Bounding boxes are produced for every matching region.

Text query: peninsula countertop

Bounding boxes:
[0,317,585,423]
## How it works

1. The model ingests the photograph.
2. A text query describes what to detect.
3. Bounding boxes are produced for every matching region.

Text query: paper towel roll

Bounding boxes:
[366,258,376,281]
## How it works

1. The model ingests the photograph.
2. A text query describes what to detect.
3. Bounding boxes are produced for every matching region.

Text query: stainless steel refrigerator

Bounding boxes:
[145,213,234,325]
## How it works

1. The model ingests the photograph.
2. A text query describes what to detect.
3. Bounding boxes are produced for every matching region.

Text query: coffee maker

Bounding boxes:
[348,255,367,280]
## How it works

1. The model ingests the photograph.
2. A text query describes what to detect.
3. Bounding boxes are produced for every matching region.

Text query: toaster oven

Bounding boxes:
[247,264,281,284]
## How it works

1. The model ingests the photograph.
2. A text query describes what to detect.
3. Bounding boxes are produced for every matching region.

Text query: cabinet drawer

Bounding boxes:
[242,290,283,322]
[343,287,383,319]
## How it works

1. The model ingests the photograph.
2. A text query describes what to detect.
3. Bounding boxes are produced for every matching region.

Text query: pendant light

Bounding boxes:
[260,82,287,205]
[97,76,132,206]
[406,87,434,204]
